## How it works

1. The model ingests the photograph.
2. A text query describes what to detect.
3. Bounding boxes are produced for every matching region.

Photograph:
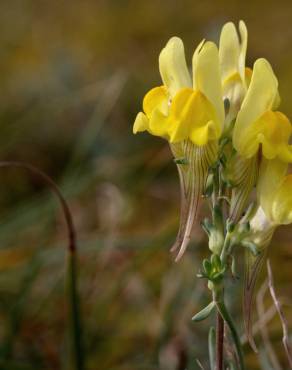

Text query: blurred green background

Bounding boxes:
[0,1,291,369]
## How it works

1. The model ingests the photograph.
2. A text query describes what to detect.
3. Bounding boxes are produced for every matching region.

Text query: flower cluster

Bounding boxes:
[133,21,292,258]
[133,21,292,356]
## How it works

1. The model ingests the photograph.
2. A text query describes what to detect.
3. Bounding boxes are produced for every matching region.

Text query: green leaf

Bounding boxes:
[192,301,215,322]
[208,326,216,370]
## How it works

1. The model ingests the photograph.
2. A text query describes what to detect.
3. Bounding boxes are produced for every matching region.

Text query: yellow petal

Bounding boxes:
[159,37,192,97]
[192,41,224,126]
[133,112,149,134]
[166,88,220,145]
[258,111,292,161]
[273,91,281,110]
[183,91,219,145]
[222,72,245,124]
[257,159,292,225]
[167,88,194,142]
[192,39,205,68]
[148,106,170,139]
[256,158,292,225]
[219,21,247,84]
[233,58,278,156]
[134,86,221,144]
[257,158,287,218]
[239,110,292,160]
[219,22,241,82]
[238,20,248,84]
[143,86,168,117]
[133,86,169,138]
[189,121,218,146]
[271,175,292,224]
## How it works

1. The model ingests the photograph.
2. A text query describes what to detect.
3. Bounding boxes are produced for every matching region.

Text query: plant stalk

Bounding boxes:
[216,310,224,370]
[216,300,245,370]
[0,161,84,370]
[67,250,84,370]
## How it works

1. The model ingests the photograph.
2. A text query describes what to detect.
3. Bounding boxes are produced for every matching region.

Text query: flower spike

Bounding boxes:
[133,20,292,367]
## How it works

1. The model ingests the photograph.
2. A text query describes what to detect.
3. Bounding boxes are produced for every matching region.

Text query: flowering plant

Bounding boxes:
[133,21,292,370]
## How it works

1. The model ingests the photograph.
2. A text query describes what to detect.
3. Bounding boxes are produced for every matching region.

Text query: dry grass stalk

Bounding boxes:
[267,260,292,369]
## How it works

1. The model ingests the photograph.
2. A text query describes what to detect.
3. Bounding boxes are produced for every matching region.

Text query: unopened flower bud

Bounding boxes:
[208,228,224,254]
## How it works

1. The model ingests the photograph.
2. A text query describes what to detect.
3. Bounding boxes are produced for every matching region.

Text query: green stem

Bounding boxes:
[220,231,231,264]
[216,300,245,370]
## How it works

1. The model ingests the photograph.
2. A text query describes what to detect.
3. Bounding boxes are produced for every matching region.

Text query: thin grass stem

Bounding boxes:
[0,161,84,370]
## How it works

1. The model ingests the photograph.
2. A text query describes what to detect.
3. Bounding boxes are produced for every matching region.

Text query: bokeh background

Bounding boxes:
[0,1,291,369]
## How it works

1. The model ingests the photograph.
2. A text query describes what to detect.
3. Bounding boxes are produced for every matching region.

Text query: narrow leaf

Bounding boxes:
[192,301,215,322]
[208,326,216,370]
[216,301,245,370]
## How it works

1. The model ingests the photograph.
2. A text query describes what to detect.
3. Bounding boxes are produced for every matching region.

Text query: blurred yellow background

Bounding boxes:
[0,1,291,369]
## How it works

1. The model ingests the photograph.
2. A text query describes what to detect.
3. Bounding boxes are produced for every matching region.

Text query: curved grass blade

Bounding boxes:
[0,161,84,370]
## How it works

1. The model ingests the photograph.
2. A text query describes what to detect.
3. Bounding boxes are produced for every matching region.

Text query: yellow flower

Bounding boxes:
[243,158,292,349]
[242,158,292,258]
[219,20,251,124]
[217,22,257,221]
[133,36,225,260]
[228,57,290,222]
[133,37,224,146]
[233,58,292,161]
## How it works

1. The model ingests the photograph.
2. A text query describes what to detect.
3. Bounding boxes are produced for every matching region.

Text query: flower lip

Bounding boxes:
[133,86,222,146]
